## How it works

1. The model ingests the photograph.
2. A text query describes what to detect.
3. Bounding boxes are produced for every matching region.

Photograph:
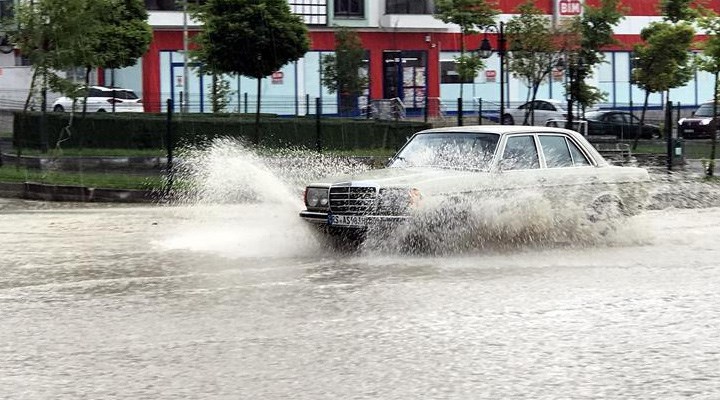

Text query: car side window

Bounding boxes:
[538,101,553,111]
[609,113,625,124]
[88,88,103,97]
[539,135,573,168]
[501,135,540,170]
[567,139,591,166]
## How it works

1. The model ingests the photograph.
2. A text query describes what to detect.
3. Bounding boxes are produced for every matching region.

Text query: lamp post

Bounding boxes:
[0,33,13,54]
[477,21,506,125]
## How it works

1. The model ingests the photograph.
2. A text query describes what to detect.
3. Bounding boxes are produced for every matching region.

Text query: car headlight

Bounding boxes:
[701,119,712,126]
[305,187,329,209]
[678,118,686,125]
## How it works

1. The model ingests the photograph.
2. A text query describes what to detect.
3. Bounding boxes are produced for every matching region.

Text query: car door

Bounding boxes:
[605,112,626,138]
[496,134,547,192]
[536,133,600,208]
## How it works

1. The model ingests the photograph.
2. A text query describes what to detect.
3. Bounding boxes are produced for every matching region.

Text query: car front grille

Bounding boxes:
[329,186,377,215]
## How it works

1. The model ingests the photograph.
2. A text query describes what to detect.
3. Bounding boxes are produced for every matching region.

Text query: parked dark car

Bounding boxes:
[584,110,660,139]
[678,102,717,139]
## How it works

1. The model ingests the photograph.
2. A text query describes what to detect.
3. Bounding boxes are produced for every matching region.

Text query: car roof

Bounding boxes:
[418,125,584,137]
[89,85,134,91]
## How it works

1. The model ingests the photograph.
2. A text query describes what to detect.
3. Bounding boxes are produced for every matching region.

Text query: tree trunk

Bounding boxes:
[708,72,718,177]
[82,66,91,116]
[212,73,218,113]
[23,67,39,112]
[525,82,541,126]
[632,90,651,151]
[254,77,261,145]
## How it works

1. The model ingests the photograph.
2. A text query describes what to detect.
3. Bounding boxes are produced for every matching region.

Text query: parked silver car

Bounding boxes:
[52,86,143,113]
[502,99,567,126]
[300,126,649,250]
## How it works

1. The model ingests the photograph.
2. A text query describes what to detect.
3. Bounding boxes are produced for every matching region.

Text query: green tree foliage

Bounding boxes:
[697,12,720,176]
[631,22,695,149]
[563,0,625,129]
[660,0,698,23]
[210,74,234,113]
[321,27,368,116]
[434,0,498,99]
[12,0,151,114]
[13,0,94,112]
[506,1,567,125]
[193,0,309,143]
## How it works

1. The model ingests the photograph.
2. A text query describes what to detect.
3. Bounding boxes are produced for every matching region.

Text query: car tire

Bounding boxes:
[97,109,106,113]
[502,114,514,125]
[53,105,64,112]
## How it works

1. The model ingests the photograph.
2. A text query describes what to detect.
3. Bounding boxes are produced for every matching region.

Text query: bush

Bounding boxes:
[13,112,430,151]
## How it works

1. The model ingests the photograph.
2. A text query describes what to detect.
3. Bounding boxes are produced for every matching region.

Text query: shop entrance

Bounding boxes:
[382,50,427,111]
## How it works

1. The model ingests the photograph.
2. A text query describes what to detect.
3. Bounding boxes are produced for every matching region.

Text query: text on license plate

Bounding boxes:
[328,214,367,227]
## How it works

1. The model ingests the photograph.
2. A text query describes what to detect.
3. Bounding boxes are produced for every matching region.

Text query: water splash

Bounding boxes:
[160,138,720,257]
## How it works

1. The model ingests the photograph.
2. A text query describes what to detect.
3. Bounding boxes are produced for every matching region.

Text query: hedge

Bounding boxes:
[13,112,431,151]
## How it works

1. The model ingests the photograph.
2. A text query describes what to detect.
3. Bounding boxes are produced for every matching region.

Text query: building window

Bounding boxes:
[334,0,363,18]
[289,0,328,25]
[440,60,472,84]
[386,0,433,14]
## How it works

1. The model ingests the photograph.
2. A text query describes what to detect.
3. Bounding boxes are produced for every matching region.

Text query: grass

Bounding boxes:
[631,140,716,159]
[12,148,166,157]
[0,166,165,190]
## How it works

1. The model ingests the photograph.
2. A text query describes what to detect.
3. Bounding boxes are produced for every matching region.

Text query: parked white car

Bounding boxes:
[52,86,143,113]
[502,99,567,126]
[300,126,649,250]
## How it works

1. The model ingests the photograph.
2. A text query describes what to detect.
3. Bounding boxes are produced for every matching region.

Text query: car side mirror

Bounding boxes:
[691,111,696,116]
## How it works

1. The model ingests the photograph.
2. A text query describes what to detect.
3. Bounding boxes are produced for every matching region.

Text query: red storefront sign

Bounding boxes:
[559,0,582,16]
[485,70,497,82]
[271,71,284,84]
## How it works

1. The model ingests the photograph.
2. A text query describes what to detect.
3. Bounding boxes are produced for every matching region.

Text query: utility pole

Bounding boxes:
[182,0,189,113]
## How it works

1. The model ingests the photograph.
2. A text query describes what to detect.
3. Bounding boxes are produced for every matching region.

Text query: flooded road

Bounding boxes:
[1,198,719,399]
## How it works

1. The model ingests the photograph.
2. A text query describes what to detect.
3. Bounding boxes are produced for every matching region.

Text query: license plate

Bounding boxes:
[684,129,694,133]
[328,214,367,227]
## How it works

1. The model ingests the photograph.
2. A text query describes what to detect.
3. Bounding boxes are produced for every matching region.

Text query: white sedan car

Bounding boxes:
[52,86,143,113]
[502,99,567,126]
[300,126,649,251]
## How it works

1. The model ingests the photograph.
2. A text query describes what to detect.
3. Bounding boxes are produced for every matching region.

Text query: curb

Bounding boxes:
[1,153,168,171]
[0,182,159,203]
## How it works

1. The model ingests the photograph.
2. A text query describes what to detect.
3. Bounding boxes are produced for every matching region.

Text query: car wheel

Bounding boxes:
[97,109,106,113]
[53,105,64,112]
[502,114,514,125]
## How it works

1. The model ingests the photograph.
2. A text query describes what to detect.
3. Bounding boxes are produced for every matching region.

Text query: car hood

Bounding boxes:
[309,167,488,192]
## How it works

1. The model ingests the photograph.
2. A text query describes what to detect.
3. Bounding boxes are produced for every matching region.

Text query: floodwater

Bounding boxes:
[1,143,720,398]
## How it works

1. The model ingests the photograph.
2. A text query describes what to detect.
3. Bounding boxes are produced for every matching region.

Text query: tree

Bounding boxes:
[660,0,698,23]
[697,12,720,176]
[13,0,95,113]
[564,0,625,130]
[631,22,695,150]
[506,1,567,125]
[434,0,497,101]
[67,0,152,115]
[193,0,309,144]
[321,27,368,117]
[87,0,152,113]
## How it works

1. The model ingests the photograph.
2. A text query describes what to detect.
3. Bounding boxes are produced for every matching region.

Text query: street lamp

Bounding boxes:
[477,21,506,125]
[0,33,13,54]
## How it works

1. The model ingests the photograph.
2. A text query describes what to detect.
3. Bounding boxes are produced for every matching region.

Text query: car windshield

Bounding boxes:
[390,132,500,170]
[694,104,717,117]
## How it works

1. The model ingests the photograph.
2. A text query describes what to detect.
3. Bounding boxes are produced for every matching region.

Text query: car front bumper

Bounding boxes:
[299,210,409,228]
